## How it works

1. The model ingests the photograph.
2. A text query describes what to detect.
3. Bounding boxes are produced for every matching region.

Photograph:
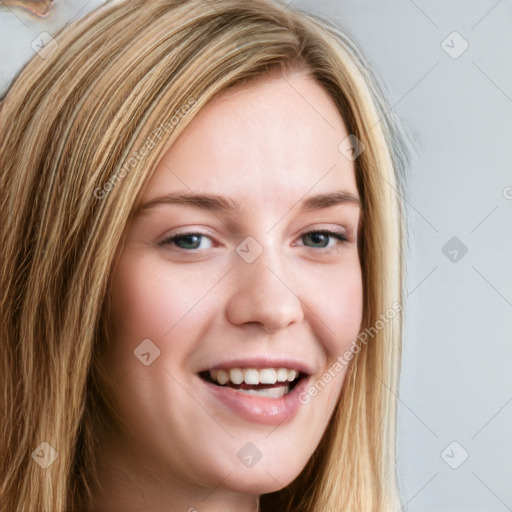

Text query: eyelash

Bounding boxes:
[159,229,349,254]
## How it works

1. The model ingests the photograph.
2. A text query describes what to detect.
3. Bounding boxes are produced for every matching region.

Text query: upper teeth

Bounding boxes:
[210,368,299,386]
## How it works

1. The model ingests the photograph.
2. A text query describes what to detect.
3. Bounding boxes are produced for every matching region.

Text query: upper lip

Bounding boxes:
[198,357,315,376]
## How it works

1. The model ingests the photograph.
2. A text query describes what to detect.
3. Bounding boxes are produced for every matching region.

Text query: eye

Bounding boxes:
[159,232,213,250]
[299,230,348,250]
[159,229,349,253]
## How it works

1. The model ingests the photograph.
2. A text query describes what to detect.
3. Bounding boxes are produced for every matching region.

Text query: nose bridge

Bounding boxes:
[238,239,281,289]
[225,235,304,331]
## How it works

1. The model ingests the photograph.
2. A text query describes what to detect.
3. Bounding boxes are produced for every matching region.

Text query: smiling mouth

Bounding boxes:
[198,367,307,398]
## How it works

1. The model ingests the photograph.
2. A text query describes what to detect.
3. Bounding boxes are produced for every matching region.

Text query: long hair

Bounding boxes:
[0,1,408,510]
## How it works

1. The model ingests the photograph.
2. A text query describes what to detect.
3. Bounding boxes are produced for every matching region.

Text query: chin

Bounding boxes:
[223,467,300,495]
[187,449,306,497]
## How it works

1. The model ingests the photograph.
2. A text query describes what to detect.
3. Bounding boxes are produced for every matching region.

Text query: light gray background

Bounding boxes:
[1,1,511,510]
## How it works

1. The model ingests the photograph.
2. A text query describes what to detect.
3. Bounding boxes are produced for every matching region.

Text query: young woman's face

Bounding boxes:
[102,70,363,506]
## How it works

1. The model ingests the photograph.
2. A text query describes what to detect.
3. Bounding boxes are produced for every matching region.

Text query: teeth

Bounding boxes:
[216,370,229,385]
[235,385,289,398]
[259,368,277,384]
[276,368,288,382]
[287,370,298,382]
[229,368,244,385]
[209,367,300,386]
[244,368,259,385]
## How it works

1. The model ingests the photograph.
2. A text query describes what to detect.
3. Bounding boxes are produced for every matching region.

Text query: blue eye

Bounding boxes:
[300,230,348,249]
[159,229,348,252]
[160,233,213,250]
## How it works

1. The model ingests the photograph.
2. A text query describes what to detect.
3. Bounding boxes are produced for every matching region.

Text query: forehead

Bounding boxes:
[141,71,358,212]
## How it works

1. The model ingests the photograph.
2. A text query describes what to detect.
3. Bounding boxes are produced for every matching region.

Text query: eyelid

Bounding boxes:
[158,230,216,250]
[293,228,349,250]
[159,225,351,252]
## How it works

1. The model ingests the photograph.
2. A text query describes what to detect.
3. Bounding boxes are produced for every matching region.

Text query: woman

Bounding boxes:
[0,1,408,510]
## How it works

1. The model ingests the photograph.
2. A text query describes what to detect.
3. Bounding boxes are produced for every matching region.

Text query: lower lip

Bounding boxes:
[201,376,311,426]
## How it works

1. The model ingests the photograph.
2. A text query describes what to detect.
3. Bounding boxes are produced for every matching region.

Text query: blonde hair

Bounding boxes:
[0,1,408,510]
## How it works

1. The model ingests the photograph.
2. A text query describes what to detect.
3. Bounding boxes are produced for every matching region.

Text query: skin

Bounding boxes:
[92,69,363,512]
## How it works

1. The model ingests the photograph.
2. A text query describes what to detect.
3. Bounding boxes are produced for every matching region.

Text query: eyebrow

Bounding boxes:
[134,190,361,216]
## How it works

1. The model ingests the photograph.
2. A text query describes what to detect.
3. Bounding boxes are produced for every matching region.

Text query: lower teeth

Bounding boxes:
[234,385,290,398]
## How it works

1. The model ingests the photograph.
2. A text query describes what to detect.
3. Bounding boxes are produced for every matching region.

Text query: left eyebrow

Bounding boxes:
[134,189,361,217]
[300,191,361,211]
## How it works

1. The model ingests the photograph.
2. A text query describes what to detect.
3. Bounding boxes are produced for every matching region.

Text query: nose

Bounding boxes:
[225,244,305,333]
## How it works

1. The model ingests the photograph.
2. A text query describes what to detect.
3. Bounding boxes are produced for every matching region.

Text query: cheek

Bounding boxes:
[312,259,363,356]
[106,253,207,377]
[295,258,363,410]
[111,253,202,337]
[327,263,363,398]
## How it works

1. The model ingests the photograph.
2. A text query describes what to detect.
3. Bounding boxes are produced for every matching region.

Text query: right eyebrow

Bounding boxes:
[134,190,361,217]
